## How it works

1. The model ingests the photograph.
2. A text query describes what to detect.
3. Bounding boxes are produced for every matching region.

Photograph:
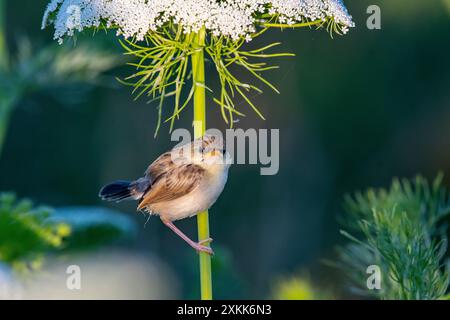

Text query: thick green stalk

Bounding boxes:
[191,28,213,300]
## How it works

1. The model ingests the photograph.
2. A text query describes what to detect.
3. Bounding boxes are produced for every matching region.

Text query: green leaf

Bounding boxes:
[0,192,71,270]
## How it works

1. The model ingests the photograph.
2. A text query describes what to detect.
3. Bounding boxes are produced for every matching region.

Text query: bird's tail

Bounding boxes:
[98,180,137,202]
[99,178,151,202]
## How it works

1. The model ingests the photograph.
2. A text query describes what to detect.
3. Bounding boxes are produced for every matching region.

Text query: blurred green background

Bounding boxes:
[1,0,449,299]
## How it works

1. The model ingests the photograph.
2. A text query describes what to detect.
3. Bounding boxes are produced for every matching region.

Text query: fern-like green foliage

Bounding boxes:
[119,26,294,135]
[0,193,71,273]
[338,175,450,300]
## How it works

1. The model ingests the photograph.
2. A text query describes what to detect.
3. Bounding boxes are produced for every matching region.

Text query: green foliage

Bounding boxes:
[118,21,321,136]
[0,194,138,275]
[338,175,450,299]
[0,193,71,273]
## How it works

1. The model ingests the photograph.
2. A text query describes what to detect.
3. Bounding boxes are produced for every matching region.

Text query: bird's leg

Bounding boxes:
[162,219,214,255]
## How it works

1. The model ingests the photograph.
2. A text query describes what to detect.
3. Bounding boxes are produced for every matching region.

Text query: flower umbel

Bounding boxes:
[43,0,354,43]
[41,0,354,133]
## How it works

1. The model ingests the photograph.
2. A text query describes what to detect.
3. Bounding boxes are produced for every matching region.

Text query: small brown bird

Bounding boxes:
[99,135,230,255]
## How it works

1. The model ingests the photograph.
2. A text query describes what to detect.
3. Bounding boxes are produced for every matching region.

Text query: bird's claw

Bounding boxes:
[198,237,213,245]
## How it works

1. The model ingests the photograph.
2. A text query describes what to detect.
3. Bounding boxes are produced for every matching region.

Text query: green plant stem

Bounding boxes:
[0,0,8,70]
[0,0,10,157]
[0,100,13,156]
[192,28,213,300]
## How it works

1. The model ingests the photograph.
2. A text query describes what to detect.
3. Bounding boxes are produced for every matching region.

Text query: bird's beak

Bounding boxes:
[206,150,219,157]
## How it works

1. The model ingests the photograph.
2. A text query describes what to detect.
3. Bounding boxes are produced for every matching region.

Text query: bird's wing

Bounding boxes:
[138,164,205,209]
[145,152,175,183]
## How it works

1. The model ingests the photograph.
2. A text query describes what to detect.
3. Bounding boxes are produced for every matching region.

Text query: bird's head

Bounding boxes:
[171,134,231,169]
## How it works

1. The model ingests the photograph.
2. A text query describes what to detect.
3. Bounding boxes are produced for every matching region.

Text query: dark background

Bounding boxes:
[1,0,449,298]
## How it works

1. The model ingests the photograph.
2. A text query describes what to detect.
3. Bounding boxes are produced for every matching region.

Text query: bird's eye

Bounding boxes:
[199,146,205,153]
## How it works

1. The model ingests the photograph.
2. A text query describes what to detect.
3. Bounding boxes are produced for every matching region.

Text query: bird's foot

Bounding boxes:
[194,239,214,255]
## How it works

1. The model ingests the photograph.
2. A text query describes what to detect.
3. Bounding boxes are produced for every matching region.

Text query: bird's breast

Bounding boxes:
[149,168,229,221]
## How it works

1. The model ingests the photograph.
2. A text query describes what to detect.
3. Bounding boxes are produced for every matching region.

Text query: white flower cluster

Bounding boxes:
[42,0,354,44]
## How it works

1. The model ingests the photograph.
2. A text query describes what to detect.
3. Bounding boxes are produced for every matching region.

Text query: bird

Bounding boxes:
[98,134,230,255]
